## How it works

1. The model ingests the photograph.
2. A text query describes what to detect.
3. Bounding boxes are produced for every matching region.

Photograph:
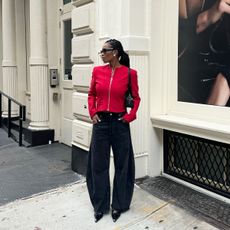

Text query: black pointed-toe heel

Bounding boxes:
[94,212,103,223]
[112,209,121,222]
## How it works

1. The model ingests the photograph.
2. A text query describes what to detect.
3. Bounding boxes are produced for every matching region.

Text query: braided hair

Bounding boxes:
[105,39,130,67]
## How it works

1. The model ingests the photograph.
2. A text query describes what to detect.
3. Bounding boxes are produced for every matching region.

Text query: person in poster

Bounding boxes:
[178,0,230,106]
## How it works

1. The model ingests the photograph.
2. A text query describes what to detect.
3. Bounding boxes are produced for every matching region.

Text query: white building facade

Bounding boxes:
[1,0,230,201]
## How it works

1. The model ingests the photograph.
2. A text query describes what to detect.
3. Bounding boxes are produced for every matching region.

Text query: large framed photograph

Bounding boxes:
[178,0,230,106]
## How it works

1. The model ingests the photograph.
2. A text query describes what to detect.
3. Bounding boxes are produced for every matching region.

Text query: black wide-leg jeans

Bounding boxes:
[86,113,135,213]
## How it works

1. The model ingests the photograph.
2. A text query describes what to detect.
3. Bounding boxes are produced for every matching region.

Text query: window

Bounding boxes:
[63,0,71,4]
[178,0,230,107]
[64,20,73,80]
[150,1,230,143]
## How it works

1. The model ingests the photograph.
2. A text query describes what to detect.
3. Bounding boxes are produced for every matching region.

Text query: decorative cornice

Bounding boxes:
[72,27,93,36]
[72,56,93,64]
[2,60,17,67]
[29,57,48,65]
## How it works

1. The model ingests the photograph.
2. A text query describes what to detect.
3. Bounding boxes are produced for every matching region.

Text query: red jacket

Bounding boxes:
[88,64,141,123]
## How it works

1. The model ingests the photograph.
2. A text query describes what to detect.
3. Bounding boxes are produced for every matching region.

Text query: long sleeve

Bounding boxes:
[88,68,97,119]
[123,69,141,123]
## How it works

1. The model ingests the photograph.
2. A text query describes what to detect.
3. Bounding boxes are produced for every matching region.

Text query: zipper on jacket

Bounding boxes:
[107,68,115,111]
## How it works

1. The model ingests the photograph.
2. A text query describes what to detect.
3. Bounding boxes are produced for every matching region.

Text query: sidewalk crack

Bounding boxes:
[119,202,169,230]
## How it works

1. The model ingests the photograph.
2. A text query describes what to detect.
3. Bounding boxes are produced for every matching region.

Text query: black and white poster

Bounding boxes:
[178,0,230,106]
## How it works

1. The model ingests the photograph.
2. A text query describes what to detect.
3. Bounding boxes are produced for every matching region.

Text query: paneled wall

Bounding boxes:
[72,0,94,151]
[129,54,149,177]
[71,0,153,178]
[15,0,27,105]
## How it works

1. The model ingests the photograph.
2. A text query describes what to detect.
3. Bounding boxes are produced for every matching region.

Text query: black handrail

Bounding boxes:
[0,91,26,146]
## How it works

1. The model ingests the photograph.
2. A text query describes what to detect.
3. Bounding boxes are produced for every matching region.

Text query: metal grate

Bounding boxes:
[164,130,230,198]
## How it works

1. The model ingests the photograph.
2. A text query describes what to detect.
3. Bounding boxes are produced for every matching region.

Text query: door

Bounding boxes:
[60,6,73,146]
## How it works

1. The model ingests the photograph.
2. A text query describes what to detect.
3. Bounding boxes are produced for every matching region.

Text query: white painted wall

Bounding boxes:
[15,0,27,104]
[25,0,30,92]
[148,0,166,176]
[46,0,61,140]
[98,0,121,39]
[8,0,62,139]
[23,0,31,119]
[71,0,157,178]
[71,1,94,149]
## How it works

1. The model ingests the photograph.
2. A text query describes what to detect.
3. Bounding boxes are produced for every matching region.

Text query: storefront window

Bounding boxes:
[151,1,230,143]
[178,0,230,107]
[64,20,73,80]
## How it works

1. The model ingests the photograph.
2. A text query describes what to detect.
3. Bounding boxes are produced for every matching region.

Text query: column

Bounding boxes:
[29,0,49,130]
[2,0,18,117]
[0,1,3,91]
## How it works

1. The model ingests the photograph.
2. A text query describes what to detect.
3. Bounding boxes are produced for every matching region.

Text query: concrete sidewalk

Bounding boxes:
[0,128,81,206]
[0,181,218,230]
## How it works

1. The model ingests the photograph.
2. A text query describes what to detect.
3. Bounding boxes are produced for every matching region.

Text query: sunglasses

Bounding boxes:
[98,48,114,54]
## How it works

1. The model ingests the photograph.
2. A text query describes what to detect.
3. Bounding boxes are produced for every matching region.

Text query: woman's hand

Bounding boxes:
[197,0,230,33]
[118,117,128,124]
[92,114,101,124]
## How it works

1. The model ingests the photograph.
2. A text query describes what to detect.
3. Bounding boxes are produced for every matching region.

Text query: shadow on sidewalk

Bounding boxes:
[136,176,230,230]
[0,128,82,206]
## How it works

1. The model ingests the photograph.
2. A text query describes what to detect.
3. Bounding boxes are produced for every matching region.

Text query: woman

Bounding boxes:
[178,0,230,106]
[86,39,141,223]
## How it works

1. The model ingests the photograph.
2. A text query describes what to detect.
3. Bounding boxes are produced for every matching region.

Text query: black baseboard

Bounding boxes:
[24,129,54,146]
[71,145,88,176]
[1,117,54,147]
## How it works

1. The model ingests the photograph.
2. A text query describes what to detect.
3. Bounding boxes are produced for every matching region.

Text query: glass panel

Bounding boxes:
[63,0,71,4]
[178,0,230,107]
[64,20,73,80]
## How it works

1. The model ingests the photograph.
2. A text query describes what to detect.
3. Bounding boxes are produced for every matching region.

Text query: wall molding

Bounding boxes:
[72,35,95,64]
[120,36,150,53]
[72,3,95,36]
[72,0,93,7]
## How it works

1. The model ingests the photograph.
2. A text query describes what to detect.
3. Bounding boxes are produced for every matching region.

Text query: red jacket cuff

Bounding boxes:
[123,113,136,123]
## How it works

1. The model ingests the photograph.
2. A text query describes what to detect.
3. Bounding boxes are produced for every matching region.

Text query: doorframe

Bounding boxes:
[59,3,73,145]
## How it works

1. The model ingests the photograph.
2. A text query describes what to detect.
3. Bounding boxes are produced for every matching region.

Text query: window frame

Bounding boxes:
[150,0,230,144]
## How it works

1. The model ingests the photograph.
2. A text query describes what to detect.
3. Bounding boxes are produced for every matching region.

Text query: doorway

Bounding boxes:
[60,10,73,146]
